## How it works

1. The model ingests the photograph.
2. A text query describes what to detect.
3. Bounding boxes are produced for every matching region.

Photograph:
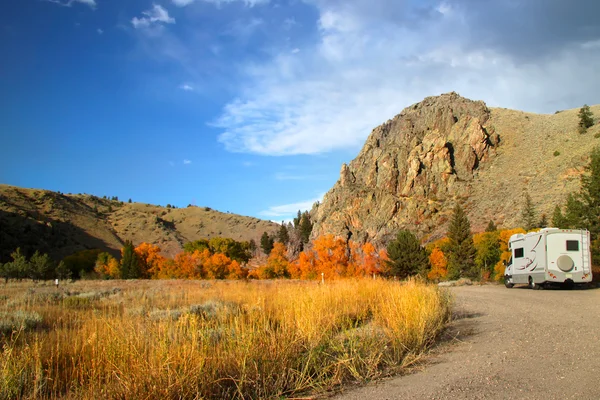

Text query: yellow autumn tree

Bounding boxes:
[493,228,526,281]
[94,252,120,279]
[257,242,290,279]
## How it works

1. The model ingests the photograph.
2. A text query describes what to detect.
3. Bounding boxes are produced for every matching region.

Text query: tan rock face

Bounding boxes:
[312,92,500,245]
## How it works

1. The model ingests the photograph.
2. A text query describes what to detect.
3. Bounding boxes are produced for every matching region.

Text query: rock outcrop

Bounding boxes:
[311,93,599,244]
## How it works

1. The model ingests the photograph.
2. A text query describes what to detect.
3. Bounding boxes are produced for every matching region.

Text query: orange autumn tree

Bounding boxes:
[425,237,450,281]
[134,242,166,278]
[312,235,349,279]
[428,247,448,281]
[153,250,206,279]
[256,242,290,279]
[290,251,316,279]
[204,252,233,279]
[227,260,248,280]
[348,242,386,277]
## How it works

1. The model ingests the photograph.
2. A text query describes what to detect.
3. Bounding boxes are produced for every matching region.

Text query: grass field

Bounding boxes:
[0,279,451,399]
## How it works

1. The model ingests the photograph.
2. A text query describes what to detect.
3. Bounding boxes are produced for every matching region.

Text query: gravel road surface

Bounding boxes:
[335,285,600,400]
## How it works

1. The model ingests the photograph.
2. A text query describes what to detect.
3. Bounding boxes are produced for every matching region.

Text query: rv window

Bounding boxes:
[566,240,579,251]
[514,248,524,258]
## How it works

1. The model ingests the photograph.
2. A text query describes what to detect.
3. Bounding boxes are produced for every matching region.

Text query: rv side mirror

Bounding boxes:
[502,260,507,266]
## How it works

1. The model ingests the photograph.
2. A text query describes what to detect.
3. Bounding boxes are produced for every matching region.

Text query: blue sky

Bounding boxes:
[1,0,599,221]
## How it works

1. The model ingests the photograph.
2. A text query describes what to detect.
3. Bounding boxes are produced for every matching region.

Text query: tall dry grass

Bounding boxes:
[0,279,450,399]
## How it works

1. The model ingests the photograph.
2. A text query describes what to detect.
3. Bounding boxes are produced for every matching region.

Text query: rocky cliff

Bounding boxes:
[312,92,600,244]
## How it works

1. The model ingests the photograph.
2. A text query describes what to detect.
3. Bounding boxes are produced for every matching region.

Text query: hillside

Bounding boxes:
[0,185,279,262]
[312,93,600,245]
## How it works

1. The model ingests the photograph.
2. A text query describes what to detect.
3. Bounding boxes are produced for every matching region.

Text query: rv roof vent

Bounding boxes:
[541,227,560,232]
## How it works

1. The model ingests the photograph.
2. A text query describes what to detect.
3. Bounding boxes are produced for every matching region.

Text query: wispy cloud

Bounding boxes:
[242,161,255,167]
[97,28,103,34]
[132,5,175,29]
[172,0,270,7]
[183,159,192,165]
[223,18,263,39]
[172,0,195,6]
[179,83,194,91]
[214,0,600,156]
[44,0,96,9]
[260,195,323,218]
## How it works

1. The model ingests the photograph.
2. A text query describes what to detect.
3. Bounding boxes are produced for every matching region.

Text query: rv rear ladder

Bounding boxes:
[581,230,591,274]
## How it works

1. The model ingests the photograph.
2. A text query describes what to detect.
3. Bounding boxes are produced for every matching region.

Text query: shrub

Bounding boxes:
[553,151,560,156]
[0,311,43,334]
[578,105,594,134]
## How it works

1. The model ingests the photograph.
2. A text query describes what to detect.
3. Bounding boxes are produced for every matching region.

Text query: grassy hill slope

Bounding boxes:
[0,185,279,262]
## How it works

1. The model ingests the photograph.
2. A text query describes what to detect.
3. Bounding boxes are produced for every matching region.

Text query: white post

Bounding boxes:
[321,272,324,285]
[55,279,59,288]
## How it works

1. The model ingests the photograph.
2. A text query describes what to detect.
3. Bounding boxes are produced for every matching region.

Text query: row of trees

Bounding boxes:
[94,238,252,280]
[0,249,71,282]
[260,210,314,256]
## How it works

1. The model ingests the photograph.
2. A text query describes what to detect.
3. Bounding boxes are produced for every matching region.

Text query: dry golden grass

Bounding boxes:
[0,279,450,399]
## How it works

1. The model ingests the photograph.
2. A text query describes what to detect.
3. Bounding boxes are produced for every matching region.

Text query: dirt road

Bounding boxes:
[335,285,600,399]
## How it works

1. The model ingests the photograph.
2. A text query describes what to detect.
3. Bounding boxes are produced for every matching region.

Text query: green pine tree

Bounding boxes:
[522,192,537,231]
[485,220,497,232]
[121,241,140,279]
[29,251,53,281]
[278,222,290,245]
[475,232,501,276]
[55,260,72,280]
[260,232,274,255]
[564,193,585,228]
[578,105,594,134]
[293,210,302,229]
[538,213,548,228]
[385,230,429,279]
[551,205,566,228]
[299,212,313,244]
[446,204,477,280]
[579,147,600,235]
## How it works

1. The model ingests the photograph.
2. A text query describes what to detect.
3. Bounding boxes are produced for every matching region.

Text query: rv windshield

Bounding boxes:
[507,257,512,267]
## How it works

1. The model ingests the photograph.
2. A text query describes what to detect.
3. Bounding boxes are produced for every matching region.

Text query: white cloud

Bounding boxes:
[171,0,269,7]
[224,18,263,39]
[172,0,196,6]
[215,0,600,156]
[204,0,270,6]
[179,83,194,91]
[44,0,96,9]
[132,5,175,29]
[242,161,255,167]
[97,28,103,34]
[260,195,323,218]
[183,159,192,165]
[291,48,300,54]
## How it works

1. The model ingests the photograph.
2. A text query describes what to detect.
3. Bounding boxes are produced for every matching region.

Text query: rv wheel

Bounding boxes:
[504,277,514,288]
[528,276,538,290]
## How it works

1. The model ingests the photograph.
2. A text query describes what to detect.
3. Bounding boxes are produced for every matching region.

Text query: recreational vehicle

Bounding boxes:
[504,228,593,289]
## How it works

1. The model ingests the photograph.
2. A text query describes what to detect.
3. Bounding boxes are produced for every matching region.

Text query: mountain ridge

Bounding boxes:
[0,185,279,262]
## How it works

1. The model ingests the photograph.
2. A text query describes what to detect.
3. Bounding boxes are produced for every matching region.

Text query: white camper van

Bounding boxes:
[504,228,593,289]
